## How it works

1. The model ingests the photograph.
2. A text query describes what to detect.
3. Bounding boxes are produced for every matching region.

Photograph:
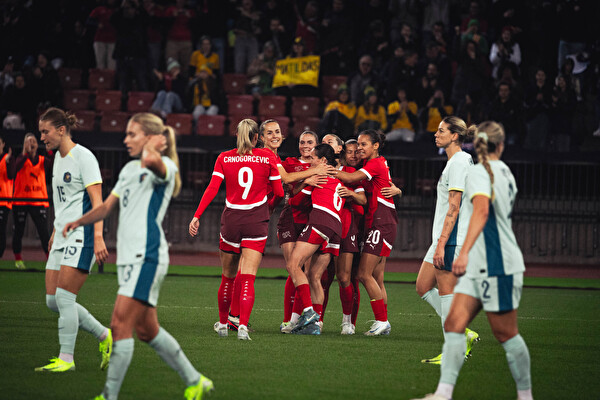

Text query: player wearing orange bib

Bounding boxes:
[0,135,13,259]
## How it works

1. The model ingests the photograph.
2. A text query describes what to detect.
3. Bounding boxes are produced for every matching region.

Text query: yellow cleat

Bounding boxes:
[15,260,26,270]
[91,395,106,400]
[465,328,480,358]
[99,329,113,370]
[184,375,214,400]
[35,357,75,372]
[421,353,442,365]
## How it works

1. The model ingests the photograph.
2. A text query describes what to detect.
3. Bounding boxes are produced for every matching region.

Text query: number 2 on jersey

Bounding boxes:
[238,167,253,200]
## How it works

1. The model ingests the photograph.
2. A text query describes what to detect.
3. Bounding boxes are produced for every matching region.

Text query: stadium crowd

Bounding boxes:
[0,0,599,152]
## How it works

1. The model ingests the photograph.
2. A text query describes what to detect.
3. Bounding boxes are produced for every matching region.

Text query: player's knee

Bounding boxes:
[443,315,466,333]
[46,294,59,313]
[136,324,159,342]
[337,272,350,287]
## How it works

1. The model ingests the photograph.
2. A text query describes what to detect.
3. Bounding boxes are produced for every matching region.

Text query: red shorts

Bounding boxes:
[362,224,397,257]
[297,223,341,256]
[340,214,360,253]
[220,208,269,254]
[277,206,306,246]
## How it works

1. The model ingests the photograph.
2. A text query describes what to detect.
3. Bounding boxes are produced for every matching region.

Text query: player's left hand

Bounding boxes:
[62,222,79,238]
[433,245,445,269]
[146,134,167,153]
[94,237,109,264]
[189,217,200,237]
[452,253,468,277]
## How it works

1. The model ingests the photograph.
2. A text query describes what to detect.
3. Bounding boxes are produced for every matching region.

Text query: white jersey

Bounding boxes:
[53,144,102,249]
[431,151,473,246]
[111,156,177,265]
[464,160,525,278]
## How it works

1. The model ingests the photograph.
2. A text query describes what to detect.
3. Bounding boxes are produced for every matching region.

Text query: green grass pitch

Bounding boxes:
[1,261,599,400]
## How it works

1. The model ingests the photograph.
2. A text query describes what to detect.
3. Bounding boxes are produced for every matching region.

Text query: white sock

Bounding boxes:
[77,303,107,340]
[421,288,442,317]
[517,389,534,400]
[440,294,454,341]
[342,314,351,323]
[290,313,300,324]
[434,382,453,399]
[303,306,313,313]
[502,334,532,393]
[58,352,73,363]
[439,331,466,392]
[55,288,79,356]
[46,294,58,313]
[104,338,134,400]
[148,327,200,387]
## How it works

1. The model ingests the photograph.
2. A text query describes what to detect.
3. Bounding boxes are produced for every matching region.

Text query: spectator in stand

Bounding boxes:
[415,62,444,108]
[386,87,419,142]
[29,52,63,111]
[247,41,277,98]
[419,88,453,141]
[549,74,577,152]
[380,43,405,104]
[293,0,321,55]
[422,0,449,45]
[189,65,220,122]
[164,0,195,80]
[111,0,149,93]
[0,57,15,92]
[459,1,488,36]
[259,0,294,46]
[144,0,164,74]
[150,58,187,118]
[418,41,451,93]
[523,68,552,151]
[320,0,354,76]
[355,86,387,133]
[396,22,418,51]
[490,26,521,80]
[348,54,378,106]
[358,20,390,72]
[359,0,389,29]
[461,19,489,57]
[274,36,319,98]
[431,21,449,55]
[1,74,36,130]
[487,81,523,146]
[455,90,485,127]
[556,0,590,71]
[489,1,526,44]
[87,0,118,70]
[233,0,262,75]
[496,62,523,103]
[319,83,356,139]
[388,0,420,47]
[394,48,419,100]
[451,40,489,107]
[561,57,582,102]
[189,35,220,78]
[69,20,96,71]
[191,0,230,75]
[264,16,292,60]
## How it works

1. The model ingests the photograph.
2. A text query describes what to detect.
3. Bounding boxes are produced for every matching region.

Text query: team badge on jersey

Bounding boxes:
[139,172,148,183]
[63,172,71,183]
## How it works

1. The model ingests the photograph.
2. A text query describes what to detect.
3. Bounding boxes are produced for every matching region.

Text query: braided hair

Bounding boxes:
[468,121,505,201]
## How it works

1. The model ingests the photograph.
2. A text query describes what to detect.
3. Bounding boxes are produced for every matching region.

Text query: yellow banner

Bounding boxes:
[272,55,320,88]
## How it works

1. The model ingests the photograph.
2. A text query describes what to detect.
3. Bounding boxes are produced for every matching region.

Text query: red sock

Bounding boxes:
[217,275,235,324]
[292,290,304,315]
[351,278,360,325]
[313,303,323,318]
[370,299,387,322]
[339,284,354,315]
[320,269,334,321]
[230,270,242,317]
[239,274,256,327]
[283,276,296,322]
[14,253,22,261]
[296,283,312,310]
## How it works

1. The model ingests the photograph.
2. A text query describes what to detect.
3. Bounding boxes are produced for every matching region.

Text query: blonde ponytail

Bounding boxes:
[164,125,181,197]
[236,119,258,155]
[472,121,505,202]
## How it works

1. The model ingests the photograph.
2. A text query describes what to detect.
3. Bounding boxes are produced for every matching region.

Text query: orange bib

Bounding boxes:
[13,155,49,207]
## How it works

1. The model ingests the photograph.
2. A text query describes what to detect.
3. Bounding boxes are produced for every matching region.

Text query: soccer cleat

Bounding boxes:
[99,329,113,370]
[292,321,321,335]
[238,325,251,341]
[227,313,240,331]
[213,322,228,337]
[15,260,26,270]
[340,322,355,335]
[291,309,319,333]
[184,375,214,400]
[465,328,480,358]
[364,320,391,336]
[317,321,323,330]
[280,321,295,334]
[35,357,75,372]
[410,394,450,400]
[421,353,442,365]
[91,395,106,400]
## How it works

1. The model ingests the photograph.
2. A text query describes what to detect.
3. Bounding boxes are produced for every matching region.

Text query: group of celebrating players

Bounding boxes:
[31,104,533,400]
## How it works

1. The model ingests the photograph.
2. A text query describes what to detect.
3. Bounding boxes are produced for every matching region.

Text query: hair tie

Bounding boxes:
[477,132,488,142]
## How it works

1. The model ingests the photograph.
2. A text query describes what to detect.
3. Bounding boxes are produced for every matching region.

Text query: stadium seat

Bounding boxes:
[73,110,97,132]
[64,90,92,111]
[222,73,247,95]
[166,113,193,135]
[127,91,155,112]
[99,111,130,132]
[258,95,286,118]
[321,75,347,103]
[291,96,320,118]
[291,117,320,138]
[57,68,82,90]
[228,115,258,136]
[196,115,225,136]
[95,90,122,112]
[88,68,116,90]
[227,94,254,116]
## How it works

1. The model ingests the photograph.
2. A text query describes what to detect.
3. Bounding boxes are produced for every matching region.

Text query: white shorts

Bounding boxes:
[454,273,523,313]
[46,245,96,272]
[424,242,461,272]
[117,261,168,307]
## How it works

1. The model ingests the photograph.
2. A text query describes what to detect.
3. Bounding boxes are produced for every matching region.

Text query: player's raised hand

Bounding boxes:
[146,134,167,153]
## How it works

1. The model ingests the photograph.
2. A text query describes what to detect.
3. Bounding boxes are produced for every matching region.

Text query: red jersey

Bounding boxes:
[338,165,364,237]
[265,151,283,202]
[290,176,345,230]
[0,154,13,209]
[164,7,194,41]
[359,156,398,229]
[281,157,311,224]
[89,6,117,42]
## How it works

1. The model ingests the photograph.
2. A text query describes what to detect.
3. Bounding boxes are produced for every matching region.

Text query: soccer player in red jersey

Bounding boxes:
[284,144,346,335]
[188,119,284,340]
[335,130,400,336]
